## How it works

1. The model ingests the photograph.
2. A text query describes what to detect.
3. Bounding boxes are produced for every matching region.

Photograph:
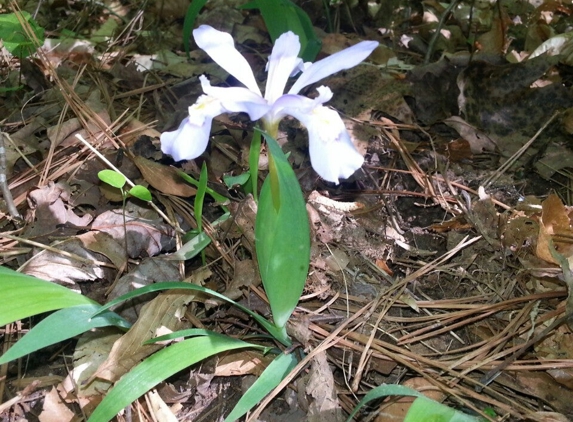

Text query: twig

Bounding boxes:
[0,132,21,219]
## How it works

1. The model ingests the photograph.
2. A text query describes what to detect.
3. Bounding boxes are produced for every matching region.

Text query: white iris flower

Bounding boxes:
[160,25,378,184]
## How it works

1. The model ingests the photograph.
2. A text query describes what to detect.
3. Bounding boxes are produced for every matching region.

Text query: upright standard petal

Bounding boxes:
[288,40,379,95]
[161,95,225,161]
[264,31,301,104]
[193,25,261,96]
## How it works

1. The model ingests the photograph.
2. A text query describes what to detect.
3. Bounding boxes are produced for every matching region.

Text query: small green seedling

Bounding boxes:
[98,169,152,202]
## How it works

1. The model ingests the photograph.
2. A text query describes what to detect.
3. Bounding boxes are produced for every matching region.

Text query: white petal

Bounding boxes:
[193,25,261,96]
[161,94,226,161]
[288,40,379,95]
[264,31,301,104]
[160,117,212,161]
[200,75,270,120]
[296,105,364,184]
[265,87,332,124]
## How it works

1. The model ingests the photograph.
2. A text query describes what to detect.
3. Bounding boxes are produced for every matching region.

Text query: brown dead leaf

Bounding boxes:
[305,350,344,422]
[132,156,197,197]
[536,194,573,264]
[91,208,175,258]
[214,350,273,377]
[39,387,75,422]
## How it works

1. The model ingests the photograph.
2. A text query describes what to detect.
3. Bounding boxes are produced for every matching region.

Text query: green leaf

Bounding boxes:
[249,129,262,201]
[223,172,251,189]
[98,170,126,189]
[404,396,482,422]
[0,12,45,58]
[91,282,288,345]
[250,0,321,62]
[88,334,259,422]
[255,132,310,332]
[177,171,229,204]
[346,384,424,421]
[224,352,298,422]
[128,185,152,202]
[345,384,483,422]
[0,266,95,327]
[183,0,208,57]
[164,230,212,261]
[194,162,208,233]
[0,304,130,365]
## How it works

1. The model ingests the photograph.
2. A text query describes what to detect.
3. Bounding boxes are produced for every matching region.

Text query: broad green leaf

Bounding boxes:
[0,12,44,58]
[0,304,130,365]
[183,0,208,57]
[98,170,126,189]
[90,282,287,344]
[224,352,298,422]
[128,185,152,202]
[247,0,321,62]
[88,334,259,422]
[0,266,95,327]
[255,132,310,332]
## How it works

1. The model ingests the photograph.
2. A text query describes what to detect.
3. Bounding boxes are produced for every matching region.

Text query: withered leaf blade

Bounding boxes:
[132,155,196,197]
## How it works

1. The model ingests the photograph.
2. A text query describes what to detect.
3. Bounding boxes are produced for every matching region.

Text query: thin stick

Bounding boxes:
[0,132,21,219]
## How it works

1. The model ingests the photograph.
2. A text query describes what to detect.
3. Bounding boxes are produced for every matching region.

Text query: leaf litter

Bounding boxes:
[2,0,573,420]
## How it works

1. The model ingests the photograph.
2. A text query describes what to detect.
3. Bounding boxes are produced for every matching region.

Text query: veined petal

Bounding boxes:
[160,117,212,161]
[193,25,261,96]
[285,103,364,184]
[288,40,379,95]
[265,31,301,104]
[200,75,270,120]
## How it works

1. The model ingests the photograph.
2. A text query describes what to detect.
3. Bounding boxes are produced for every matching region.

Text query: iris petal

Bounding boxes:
[160,117,212,162]
[265,31,301,104]
[193,25,261,95]
[288,40,378,95]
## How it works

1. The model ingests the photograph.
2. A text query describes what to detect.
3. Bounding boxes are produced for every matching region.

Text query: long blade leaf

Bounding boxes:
[0,266,95,326]
[88,334,258,422]
[0,304,130,364]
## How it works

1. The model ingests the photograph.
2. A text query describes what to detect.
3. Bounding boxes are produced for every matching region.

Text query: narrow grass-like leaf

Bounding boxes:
[224,352,298,422]
[0,304,130,365]
[183,0,208,57]
[195,162,208,233]
[345,384,424,421]
[90,282,287,344]
[128,185,152,202]
[255,132,310,332]
[249,129,262,201]
[163,231,211,261]
[88,334,261,422]
[177,170,229,204]
[98,170,126,189]
[404,395,482,422]
[0,266,95,327]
